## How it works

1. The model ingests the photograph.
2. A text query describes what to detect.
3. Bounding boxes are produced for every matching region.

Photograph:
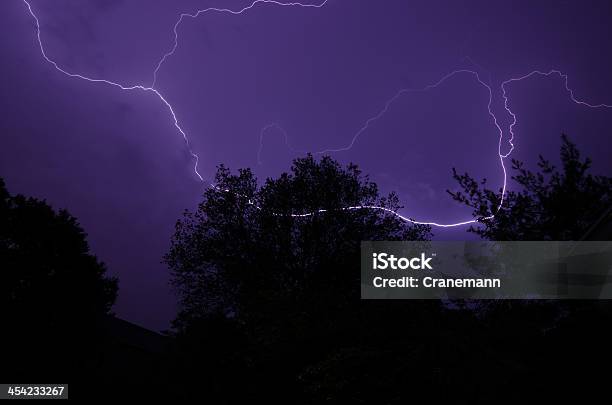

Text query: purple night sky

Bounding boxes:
[2,0,612,330]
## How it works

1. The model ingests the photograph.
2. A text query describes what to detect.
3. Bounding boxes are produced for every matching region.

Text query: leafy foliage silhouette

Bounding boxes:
[166,155,431,326]
[0,178,118,382]
[5,134,608,400]
[449,135,612,401]
[449,135,612,240]
[165,146,612,402]
[165,155,446,401]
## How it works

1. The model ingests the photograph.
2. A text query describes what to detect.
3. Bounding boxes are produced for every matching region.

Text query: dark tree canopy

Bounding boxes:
[163,144,611,402]
[447,136,612,402]
[164,156,436,401]
[449,135,612,240]
[166,155,430,328]
[1,178,118,380]
[1,178,117,318]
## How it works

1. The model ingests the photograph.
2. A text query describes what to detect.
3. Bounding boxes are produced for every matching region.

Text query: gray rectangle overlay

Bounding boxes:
[361,241,612,299]
[0,384,68,400]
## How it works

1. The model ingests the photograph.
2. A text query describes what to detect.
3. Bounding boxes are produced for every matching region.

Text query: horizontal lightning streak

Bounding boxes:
[259,66,612,226]
[256,69,506,227]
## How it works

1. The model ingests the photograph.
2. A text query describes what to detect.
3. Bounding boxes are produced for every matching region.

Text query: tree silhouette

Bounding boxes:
[164,155,439,401]
[163,144,612,402]
[166,155,430,327]
[448,135,612,240]
[0,178,118,381]
[448,136,612,401]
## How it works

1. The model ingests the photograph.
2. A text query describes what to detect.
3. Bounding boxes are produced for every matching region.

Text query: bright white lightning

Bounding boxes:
[258,67,612,226]
[22,0,204,181]
[20,0,612,228]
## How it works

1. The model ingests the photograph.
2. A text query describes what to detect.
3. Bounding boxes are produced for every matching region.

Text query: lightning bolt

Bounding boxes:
[313,70,501,155]
[257,68,506,226]
[20,0,612,228]
[22,0,204,182]
[500,70,612,158]
[311,68,509,227]
[258,65,612,226]
[152,0,329,88]
[257,123,306,166]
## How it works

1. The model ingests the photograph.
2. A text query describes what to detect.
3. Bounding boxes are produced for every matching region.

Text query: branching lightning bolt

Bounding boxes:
[22,0,204,182]
[500,70,612,159]
[314,70,501,155]
[262,68,508,226]
[152,0,329,88]
[258,66,612,226]
[21,0,612,228]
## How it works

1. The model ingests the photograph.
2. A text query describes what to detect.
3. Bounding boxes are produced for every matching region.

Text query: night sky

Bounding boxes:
[2,0,612,330]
